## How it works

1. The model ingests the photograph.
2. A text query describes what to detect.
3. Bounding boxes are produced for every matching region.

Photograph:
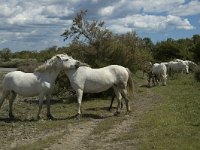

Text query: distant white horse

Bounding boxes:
[152,63,168,86]
[147,63,167,87]
[168,61,189,77]
[0,54,80,119]
[174,59,197,72]
[64,61,134,119]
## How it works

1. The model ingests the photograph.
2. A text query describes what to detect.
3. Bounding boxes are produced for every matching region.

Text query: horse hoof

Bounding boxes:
[47,114,54,120]
[9,114,15,119]
[37,116,41,120]
[75,114,82,120]
[114,111,120,116]
[127,110,131,113]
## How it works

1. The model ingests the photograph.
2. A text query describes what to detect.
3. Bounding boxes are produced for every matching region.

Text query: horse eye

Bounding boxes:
[65,59,69,61]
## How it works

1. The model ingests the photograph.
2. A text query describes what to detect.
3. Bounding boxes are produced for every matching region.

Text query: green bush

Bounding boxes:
[17,59,41,73]
[194,65,200,82]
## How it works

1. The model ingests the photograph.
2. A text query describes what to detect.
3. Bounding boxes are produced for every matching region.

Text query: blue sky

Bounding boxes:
[0,0,200,51]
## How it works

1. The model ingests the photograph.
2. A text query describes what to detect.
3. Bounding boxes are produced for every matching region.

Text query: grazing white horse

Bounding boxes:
[152,63,168,86]
[168,61,189,77]
[147,63,167,87]
[142,61,152,77]
[185,60,197,72]
[64,61,134,119]
[174,59,197,72]
[0,54,80,119]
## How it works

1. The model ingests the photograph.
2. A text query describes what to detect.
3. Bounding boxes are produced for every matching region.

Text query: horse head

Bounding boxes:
[56,54,89,69]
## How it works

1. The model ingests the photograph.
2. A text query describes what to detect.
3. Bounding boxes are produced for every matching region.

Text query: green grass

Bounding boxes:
[13,133,66,150]
[117,73,200,150]
[0,71,200,149]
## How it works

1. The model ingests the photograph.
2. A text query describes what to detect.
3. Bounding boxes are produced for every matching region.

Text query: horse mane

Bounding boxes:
[34,56,58,72]
[79,62,91,68]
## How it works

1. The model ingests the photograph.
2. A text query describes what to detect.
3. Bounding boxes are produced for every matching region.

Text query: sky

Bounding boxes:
[0,0,200,52]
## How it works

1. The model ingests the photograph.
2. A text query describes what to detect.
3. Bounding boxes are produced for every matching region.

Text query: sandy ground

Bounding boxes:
[44,88,158,150]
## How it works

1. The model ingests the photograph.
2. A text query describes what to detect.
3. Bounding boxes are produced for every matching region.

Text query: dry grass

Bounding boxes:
[0,72,200,149]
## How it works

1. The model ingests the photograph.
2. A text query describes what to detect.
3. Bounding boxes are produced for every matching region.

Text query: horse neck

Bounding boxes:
[65,69,77,80]
[36,68,60,83]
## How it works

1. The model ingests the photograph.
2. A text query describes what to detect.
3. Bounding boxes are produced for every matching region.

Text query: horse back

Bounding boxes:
[107,65,129,87]
[3,71,40,94]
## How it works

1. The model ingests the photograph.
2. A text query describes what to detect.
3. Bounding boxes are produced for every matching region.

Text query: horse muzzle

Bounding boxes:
[75,61,89,68]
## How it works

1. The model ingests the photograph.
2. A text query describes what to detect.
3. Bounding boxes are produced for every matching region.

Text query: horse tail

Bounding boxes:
[0,76,10,109]
[126,68,135,97]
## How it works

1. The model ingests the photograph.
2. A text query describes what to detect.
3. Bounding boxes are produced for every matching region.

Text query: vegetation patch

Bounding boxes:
[114,74,200,150]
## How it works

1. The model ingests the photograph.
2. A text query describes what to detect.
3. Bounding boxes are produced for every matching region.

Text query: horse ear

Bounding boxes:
[56,55,62,60]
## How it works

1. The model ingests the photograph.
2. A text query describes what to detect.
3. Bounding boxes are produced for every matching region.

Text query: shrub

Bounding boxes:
[17,59,41,73]
[194,65,200,82]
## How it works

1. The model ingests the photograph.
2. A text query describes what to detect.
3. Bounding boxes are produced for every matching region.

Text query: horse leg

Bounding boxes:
[0,90,10,109]
[121,89,131,112]
[46,94,54,120]
[76,89,83,120]
[113,87,122,115]
[109,91,115,111]
[37,94,44,120]
[8,91,17,119]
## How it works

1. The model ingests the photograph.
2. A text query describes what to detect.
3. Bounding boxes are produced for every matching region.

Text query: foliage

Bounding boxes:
[13,51,38,59]
[153,35,200,62]
[1,10,200,97]
[61,10,152,72]
[194,65,200,82]
[61,10,110,45]
[0,48,12,61]
[153,39,182,61]
[192,42,200,62]
[17,59,41,73]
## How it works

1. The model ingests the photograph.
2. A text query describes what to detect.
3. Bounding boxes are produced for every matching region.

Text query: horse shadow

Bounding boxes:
[23,98,73,105]
[86,106,117,111]
[82,113,111,119]
[0,112,111,122]
[0,117,38,123]
[52,113,111,120]
[140,84,151,88]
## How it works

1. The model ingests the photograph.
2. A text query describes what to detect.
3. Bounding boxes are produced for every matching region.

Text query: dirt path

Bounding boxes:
[47,121,98,150]
[45,87,159,150]
[0,77,158,150]
[0,67,17,72]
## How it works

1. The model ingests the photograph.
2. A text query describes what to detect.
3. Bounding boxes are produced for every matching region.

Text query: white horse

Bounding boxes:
[0,54,80,119]
[168,61,189,77]
[174,59,197,72]
[64,61,134,119]
[152,63,167,86]
[183,60,197,72]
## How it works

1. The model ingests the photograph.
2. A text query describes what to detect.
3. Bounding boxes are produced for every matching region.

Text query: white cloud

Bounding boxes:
[91,0,99,3]
[108,25,132,34]
[0,3,23,17]
[42,5,74,18]
[0,39,8,44]
[107,14,194,33]
[0,0,198,51]
[98,6,115,16]
[166,15,194,30]
[128,0,185,13]
[170,0,200,16]
[100,0,200,17]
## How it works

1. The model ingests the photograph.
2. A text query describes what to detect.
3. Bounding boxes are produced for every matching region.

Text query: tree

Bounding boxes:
[61,10,111,46]
[61,10,113,67]
[0,48,12,61]
[192,43,200,62]
[192,34,200,45]
[143,37,154,51]
[153,40,182,61]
